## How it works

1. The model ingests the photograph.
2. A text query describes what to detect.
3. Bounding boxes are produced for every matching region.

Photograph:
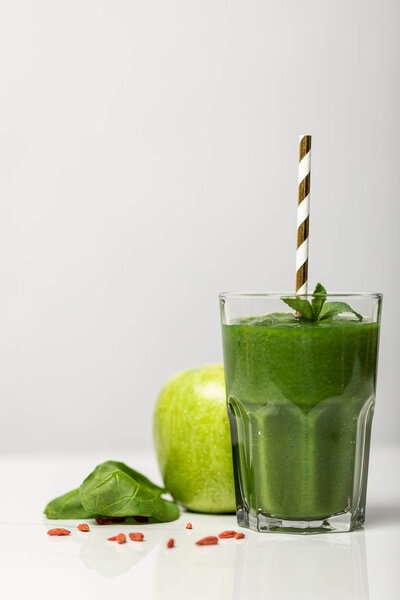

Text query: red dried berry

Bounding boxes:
[95,516,127,525]
[95,516,111,525]
[107,535,118,541]
[47,528,71,536]
[132,515,149,523]
[234,532,245,540]
[166,538,174,548]
[116,533,126,544]
[218,530,236,539]
[129,532,144,542]
[195,536,219,546]
[77,523,89,532]
[186,523,192,529]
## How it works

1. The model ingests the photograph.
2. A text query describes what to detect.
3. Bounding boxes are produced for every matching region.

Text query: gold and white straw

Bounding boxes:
[296,135,312,294]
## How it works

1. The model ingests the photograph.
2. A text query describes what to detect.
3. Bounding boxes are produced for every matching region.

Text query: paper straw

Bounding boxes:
[296,135,312,294]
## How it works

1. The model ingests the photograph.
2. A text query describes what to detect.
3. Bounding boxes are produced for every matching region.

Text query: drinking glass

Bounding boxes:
[220,292,382,533]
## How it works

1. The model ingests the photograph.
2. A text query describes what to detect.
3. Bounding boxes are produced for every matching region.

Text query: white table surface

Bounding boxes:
[1,445,399,600]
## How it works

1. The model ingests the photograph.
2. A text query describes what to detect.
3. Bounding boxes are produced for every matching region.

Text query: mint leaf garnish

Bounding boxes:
[282,283,362,322]
[282,297,314,320]
[319,302,362,321]
[311,282,327,320]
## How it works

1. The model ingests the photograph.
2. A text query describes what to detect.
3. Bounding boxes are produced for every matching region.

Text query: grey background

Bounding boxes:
[1,0,399,453]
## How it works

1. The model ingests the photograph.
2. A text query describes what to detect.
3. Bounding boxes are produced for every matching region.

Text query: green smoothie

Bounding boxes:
[222,316,379,522]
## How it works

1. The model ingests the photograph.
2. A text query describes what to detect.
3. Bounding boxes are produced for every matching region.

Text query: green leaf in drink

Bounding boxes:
[311,282,327,320]
[281,297,314,321]
[319,301,362,321]
[282,283,362,322]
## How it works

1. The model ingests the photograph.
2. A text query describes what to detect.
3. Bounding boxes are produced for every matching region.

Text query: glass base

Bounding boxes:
[237,507,365,534]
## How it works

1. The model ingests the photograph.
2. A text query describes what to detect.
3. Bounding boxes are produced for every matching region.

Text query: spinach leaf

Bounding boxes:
[44,488,95,520]
[102,460,165,493]
[79,461,179,522]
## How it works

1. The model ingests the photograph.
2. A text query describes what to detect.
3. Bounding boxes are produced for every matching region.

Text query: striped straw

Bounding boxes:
[296,135,312,294]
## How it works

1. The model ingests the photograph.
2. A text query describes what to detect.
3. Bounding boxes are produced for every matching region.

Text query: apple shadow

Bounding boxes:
[366,503,400,528]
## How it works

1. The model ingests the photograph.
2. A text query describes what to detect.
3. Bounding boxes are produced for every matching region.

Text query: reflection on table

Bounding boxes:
[152,529,369,600]
[74,522,369,600]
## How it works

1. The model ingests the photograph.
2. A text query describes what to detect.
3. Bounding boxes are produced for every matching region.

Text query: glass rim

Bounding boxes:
[219,291,383,300]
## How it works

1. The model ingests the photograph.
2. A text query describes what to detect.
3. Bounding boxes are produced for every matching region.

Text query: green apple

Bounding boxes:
[153,364,235,513]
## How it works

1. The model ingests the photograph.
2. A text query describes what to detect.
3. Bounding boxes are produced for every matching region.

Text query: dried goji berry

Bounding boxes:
[195,536,219,546]
[77,523,89,532]
[166,538,174,548]
[96,516,126,525]
[47,528,71,536]
[96,516,111,525]
[218,530,236,539]
[234,532,245,539]
[132,515,149,523]
[116,533,126,544]
[186,523,192,529]
[107,535,118,541]
[129,532,144,541]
